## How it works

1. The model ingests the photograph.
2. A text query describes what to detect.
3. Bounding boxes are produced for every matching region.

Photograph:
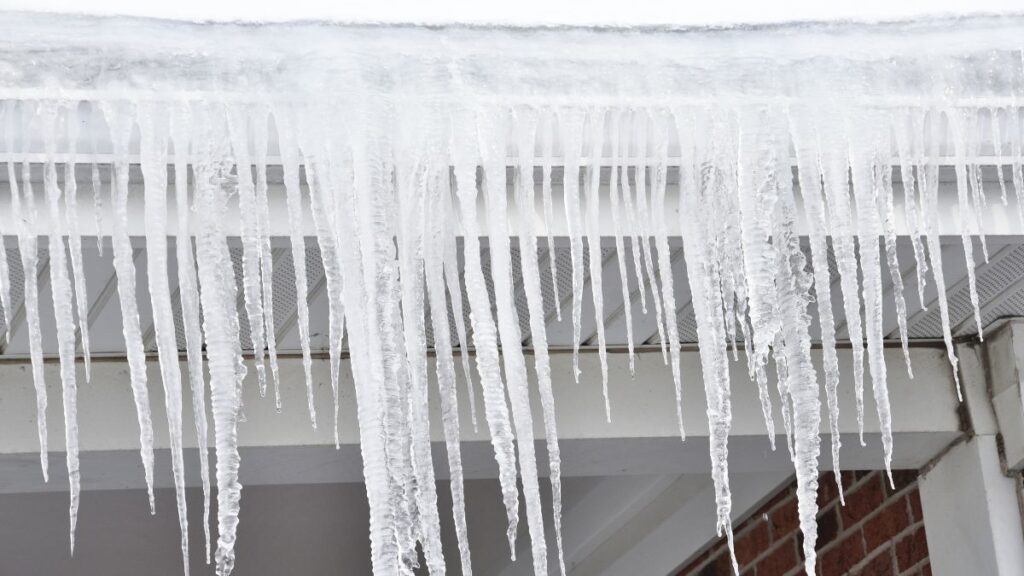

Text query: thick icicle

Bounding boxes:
[40,104,81,552]
[558,108,587,383]
[393,104,445,573]
[583,109,611,420]
[4,101,47,481]
[674,107,738,573]
[513,106,567,575]
[169,106,213,563]
[61,104,92,382]
[101,101,157,511]
[191,105,246,576]
[138,103,191,574]
[450,110,521,558]
[790,108,845,502]
[273,107,318,428]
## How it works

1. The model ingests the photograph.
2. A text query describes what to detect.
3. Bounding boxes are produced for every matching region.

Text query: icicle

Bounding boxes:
[558,108,587,383]
[512,106,567,575]
[790,108,845,502]
[919,109,962,398]
[892,110,930,311]
[649,110,685,441]
[426,161,473,576]
[252,107,282,411]
[674,107,738,573]
[138,103,191,574]
[735,106,782,448]
[191,105,246,576]
[101,101,157,511]
[393,104,445,573]
[170,106,213,564]
[539,109,562,322]
[40,103,81,553]
[6,101,48,482]
[583,108,611,420]
[876,139,914,378]
[817,108,868,446]
[608,110,637,375]
[990,107,1010,207]
[441,178,479,433]
[450,109,521,558]
[948,109,985,341]
[226,105,269,398]
[272,107,318,428]
[618,112,649,318]
[632,112,668,362]
[848,115,895,485]
[478,108,548,574]
[61,104,92,382]
[89,102,107,258]
[292,105,348,446]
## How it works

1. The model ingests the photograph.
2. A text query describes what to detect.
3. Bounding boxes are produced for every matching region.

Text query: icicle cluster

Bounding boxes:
[1,12,1024,576]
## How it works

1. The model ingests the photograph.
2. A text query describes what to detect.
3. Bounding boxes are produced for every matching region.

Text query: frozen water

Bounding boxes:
[0,12,1022,576]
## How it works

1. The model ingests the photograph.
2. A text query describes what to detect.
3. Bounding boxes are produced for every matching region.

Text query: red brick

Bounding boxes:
[771,501,800,537]
[920,562,931,576]
[757,539,798,576]
[694,553,732,576]
[907,490,923,523]
[895,526,929,571]
[815,507,840,551]
[841,475,885,528]
[735,520,771,567]
[818,472,841,509]
[818,530,865,575]
[858,548,895,576]
[864,499,911,552]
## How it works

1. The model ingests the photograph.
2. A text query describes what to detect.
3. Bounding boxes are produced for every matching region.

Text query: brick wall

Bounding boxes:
[676,470,930,576]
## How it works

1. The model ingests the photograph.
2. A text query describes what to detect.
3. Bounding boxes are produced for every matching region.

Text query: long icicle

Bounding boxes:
[170,105,213,564]
[61,104,92,383]
[101,101,157,510]
[138,103,191,575]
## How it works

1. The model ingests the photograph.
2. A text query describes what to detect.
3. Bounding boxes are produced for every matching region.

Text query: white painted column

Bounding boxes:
[920,334,1024,576]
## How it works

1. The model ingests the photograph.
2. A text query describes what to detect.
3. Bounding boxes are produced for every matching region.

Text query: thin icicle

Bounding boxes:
[892,110,930,312]
[477,108,548,574]
[876,141,914,378]
[170,106,213,564]
[583,108,611,421]
[252,107,282,410]
[513,106,567,576]
[816,107,868,446]
[608,110,637,375]
[558,108,587,383]
[101,101,157,511]
[948,109,985,341]
[40,103,81,553]
[89,102,107,258]
[539,109,562,322]
[632,112,668,362]
[649,111,685,441]
[138,103,191,574]
[272,107,318,428]
[848,116,896,485]
[450,110,521,558]
[618,112,649,317]
[426,164,473,576]
[441,180,479,433]
[61,104,92,383]
[6,101,48,482]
